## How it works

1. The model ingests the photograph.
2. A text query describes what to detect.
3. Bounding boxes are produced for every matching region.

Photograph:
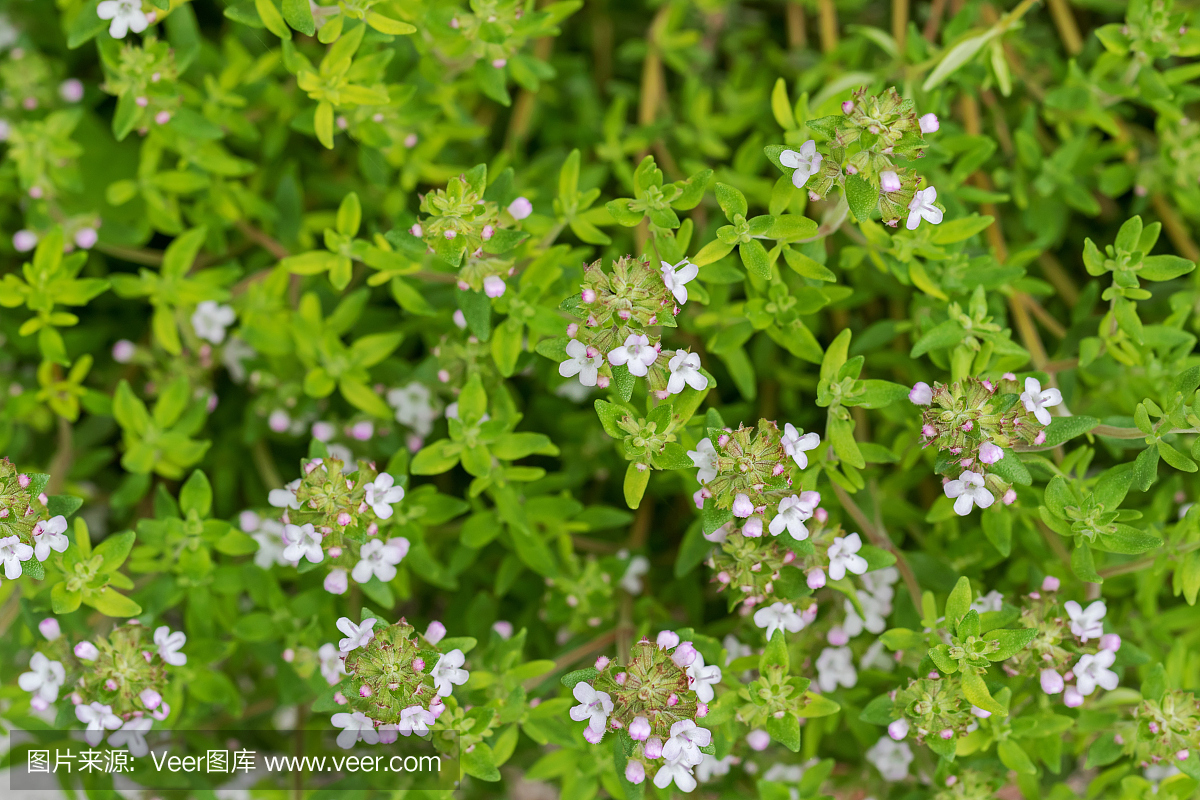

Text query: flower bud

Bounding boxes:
[827,627,849,646]
[140,689,162,710]
[508,197,533,220]
[696,701,709,717]
[75,641,99,661]
[1099,633,1121,652]
[583,724,604,744]
[979,442,1003,464]
[324,569,348,595]
[39,618,61,641]
[483,275,507,298]
[971,706,991,718]
[644,737,664,759]
[625,761,645,783]
[732,493,754,518]
[1040,669,1064,695]
[746,729,770,751]
[939,728,953,739]
[1034,430,1047,445]
[13,230,38,252]
[806,568,826,590]
[1041,575,1060,592]
[880,171,901,193]
[909,381,933,405]
[1063,686,1084,707]
[742,517,763,537]
[1002,489,1017,505]
[888,719,909,740]
[919,113,940,134]
[671,642,698,667]
[652,631,679,652]
[425,621,446,644]
[842,100,854,114]
[629,716,651,741]
[1179,750,1190,761]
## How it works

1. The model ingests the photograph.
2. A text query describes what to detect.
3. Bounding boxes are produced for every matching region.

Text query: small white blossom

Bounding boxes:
[861,567,899,599]
[827,533,868,581]
[661,259,699,305]
[662,719,712,766]
[688,439,718,484]
[97,0,149,39]
[654,757,698,792]
[695,753,735,782]
[387,383,438,436]
[570,681,614,735]
[866,736,914,781]
[685,653,722,703]
[607,334,659,377]
[191,300,236,345]
[318,643,347,685]
[268,479,301,510]
[1064,600,1106,642]
[619,555,650,594]
[970,590,1004,614]
[431,649,469,696]
[860,639,895,672]
[364,473,405,519]
[1020,377,1063,426]
[0,534,33,579]
[351,537,410,583]
[780,423,820,469]
[768,491,820,539]
[154,626,187,666]
[337,616,376,653]
[397,705,436,736]
[252,520,289,568]
[815,646,857,692]
[108,717,152,757]
[1075,650,1120,696]
[753,602,805,640]
[559,339,604,387]
[76,702,122,746]
[31,515,70,561]
[282,523,324,564]
[905,186,943,230]
[667,350,708,394]
[18,652,66,702]
[843,592,891,637]
[331,711,380,749]
[780,140,823,188]
[944,470,994,516]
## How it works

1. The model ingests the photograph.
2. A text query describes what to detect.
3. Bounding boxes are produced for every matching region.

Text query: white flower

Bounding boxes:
[688,439,718,484]
[607,333,659,377]
[815,646,857,691]
[753,602,805,640]
[827,533,868,581]
[919,113,940,133]
[559,339,604,387]
[268,479,301,510]
[723,634,752,666]
[662,719,712,766]
[397,705,436,736]
[620,555,650,594]
[154,626,187,666]
[108,717,152,757]
[780,423,820,469]
[661,259,699,305]
[880,170,902,193]
[97,0,149,39]
[252,520,289,568]
[387,383,437,436]
[31,515,69,561]
[351,537,410,583]
[1075,650,1120,696]
[1064,600,1106,641]
[843,592,891,637]
[0,534,33,579]
[970,590,1004,614]
[866,736,914,781]
[191,300,236,345]
[364,473,405,519]
[282,523,324,564]
[1020,377,1063,426]
[337,616,376,653]
[905,186,943,230]
[19,652,66,702]
[768,491,820,539]
[861,567,899,599]
[222,336,256,383]
[667,350,708,394]
[860,639,895,672]
[944,470,994,516]
[76,702,122,746]
[318,643,347,685]
[431,649,469,696]
[654,757,698,793]
[331,711,380,749]
[570,681,614,735]
[695,753,735,782]
[686,653,722,703]
[780,140,823,188]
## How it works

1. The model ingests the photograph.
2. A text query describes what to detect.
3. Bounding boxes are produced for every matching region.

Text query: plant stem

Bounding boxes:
[830,482,924,614]
[235,220,290,259]
[1152,194,1200,263]
[892,0,909,55]
[1046,0,1084,55]
[47,415,74,495]
[786,1,807,49]
[523,629,620,691]
[817,0,838,53]
[253,439,284,491]
[1035,519,1075,571]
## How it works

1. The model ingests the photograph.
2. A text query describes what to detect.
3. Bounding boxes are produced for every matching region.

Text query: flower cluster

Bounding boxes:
[774,87,942,229]
[911,376,1062,515]
[330,616,466,747]
[0,459,66,581]
[21,621,185,756]
[690,419,819,517]
[558,254,705,396]
[568,633,720,792]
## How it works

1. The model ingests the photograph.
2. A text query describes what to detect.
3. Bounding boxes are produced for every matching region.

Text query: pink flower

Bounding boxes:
[629,716,651,741]
[888,719,909,740]
[919,113,939,133]
[979,442,1003,464]
[1040,669,1064,695]
[746,729,770,751]
[1041,575,1060,592]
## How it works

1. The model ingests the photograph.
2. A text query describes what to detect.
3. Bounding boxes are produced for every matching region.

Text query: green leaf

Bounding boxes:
[623,463,650,509]
[984,627,1036,660]
[1133,444,1160,491]
[844,174,879,222]
[739,239,772,280]
[991,449,1032,486]
[923,30,999,91]
[765,712,801,752]
[1041,415,1099,447]
[1071,542,1103,583]
[51,583,82,614]
[944,576,973,625]
[960,669,1005,714]
[771,78,796,130]
[1140,254,1195,281]
[462,742,501,782]
[88,588,143,617]
[179,471,212,518]
[714,183,748,220]
[1085,732,1125,768]
[981,511,1012,556]
[760,630,790,672]
[282,0,316,35]
[560,668,599,689]
[998,739,1037,775]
